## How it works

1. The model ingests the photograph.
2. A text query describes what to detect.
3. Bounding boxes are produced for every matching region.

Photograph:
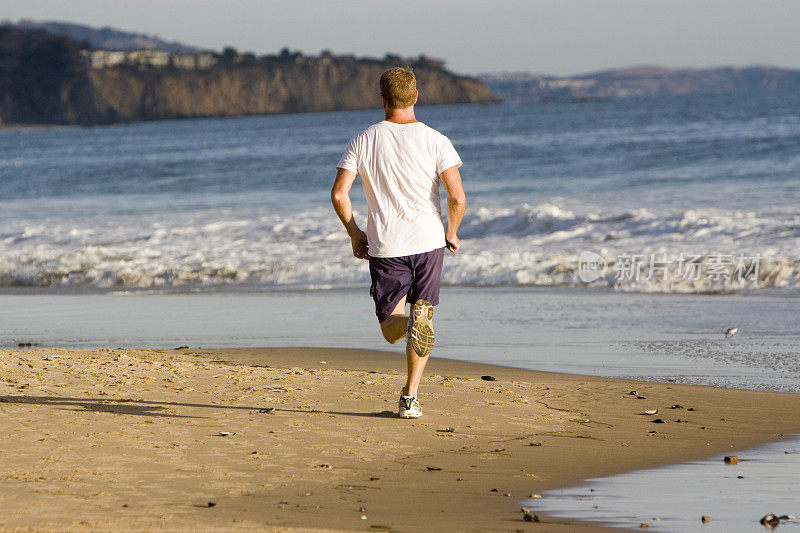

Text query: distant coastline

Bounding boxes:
[4,19,799,127]
[0,26,495,127]
[481,65,800,102]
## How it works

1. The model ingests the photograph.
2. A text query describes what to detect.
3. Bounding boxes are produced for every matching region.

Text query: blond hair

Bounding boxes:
[380,67,417,110]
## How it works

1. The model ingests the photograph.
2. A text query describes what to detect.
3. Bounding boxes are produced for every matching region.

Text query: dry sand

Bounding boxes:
[1,346,799,532]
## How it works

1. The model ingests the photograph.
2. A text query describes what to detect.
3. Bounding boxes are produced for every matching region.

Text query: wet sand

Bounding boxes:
[1,346,799,532]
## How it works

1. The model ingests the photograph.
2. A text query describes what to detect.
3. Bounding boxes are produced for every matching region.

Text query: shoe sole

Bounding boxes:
[410,299,435,357]
[399,411,422,419]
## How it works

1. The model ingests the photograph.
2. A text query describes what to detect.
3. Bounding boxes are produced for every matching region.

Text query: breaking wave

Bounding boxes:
[1,202,798,293]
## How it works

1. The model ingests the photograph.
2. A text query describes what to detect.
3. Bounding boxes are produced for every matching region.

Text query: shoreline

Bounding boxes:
[1,346,799,531]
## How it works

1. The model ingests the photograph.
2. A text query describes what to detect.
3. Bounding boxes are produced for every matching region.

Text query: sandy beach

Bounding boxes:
[0,346,798,532]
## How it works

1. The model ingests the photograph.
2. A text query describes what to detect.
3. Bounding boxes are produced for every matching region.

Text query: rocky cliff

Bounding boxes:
[76,58,495,125]
[0,28,495,126]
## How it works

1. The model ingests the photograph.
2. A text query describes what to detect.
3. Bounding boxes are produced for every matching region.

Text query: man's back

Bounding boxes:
[337,120,461,258]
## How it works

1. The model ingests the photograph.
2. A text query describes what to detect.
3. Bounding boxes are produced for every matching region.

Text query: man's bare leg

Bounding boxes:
[379,295,430,403]
[403,339,428,398]
[379,295,408,344]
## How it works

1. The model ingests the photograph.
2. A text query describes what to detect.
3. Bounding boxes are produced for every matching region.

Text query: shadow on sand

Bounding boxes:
[0,395,398,419]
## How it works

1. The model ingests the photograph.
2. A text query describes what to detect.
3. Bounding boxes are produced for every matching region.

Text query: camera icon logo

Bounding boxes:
[578,251,607,283]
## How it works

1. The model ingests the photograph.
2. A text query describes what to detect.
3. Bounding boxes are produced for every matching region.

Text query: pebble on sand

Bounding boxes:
[724,455,738,464]
[701,515,711,523]
[481,375,496,381]
[760,514,780,528]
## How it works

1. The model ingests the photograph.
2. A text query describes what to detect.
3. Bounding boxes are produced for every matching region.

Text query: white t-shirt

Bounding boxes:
[337,121,462,258]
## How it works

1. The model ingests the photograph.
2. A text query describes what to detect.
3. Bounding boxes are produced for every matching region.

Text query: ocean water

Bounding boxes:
[2,91,799,293]
[536,438,800,532]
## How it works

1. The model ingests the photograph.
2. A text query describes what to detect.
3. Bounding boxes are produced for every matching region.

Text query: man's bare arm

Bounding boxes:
[331,168,369,259]
[439,165,466,253]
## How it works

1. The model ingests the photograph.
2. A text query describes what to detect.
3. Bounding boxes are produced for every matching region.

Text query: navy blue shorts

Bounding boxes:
[369,247,445,323]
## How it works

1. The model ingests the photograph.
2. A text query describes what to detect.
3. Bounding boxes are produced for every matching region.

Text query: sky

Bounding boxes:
[2,0,799,76]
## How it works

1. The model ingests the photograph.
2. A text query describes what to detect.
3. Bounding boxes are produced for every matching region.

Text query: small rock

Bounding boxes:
[494,448,505,452]
[490,488,499,492]
[651,418,665,424]
[218,431,234,436]
[644,409,658,415]
[317,463,332,469]
[637,396,646,400]
[629,391,638,395]
[687,407,696,411]
[523,511,539,522]
[504,493,511,497]
[258,408,276,414]
[369,477,380,481]
[640,523,649,529]
[760,514,780,528]
[207,502,216,507]
[701,515,711,523]
[530,493,542,499]
[174,345,189,350]
[426,466,442,471]
[359,507,367,512]
[724,455,738,464]
[670,404,683,409]
[725,327,739,337]
[481,375,496,381]
[528,442,542,446]
[443,427,455,432]
[737,475,745,479]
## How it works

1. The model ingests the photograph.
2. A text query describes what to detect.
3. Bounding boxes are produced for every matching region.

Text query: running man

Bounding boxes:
[331,67,466,419]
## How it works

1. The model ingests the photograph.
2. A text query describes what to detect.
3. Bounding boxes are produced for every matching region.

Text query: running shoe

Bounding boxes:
[398,395,422,419]
[408,299,434,357]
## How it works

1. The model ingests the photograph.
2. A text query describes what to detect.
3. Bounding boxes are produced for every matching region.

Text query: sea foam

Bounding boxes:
[1,202,798,292]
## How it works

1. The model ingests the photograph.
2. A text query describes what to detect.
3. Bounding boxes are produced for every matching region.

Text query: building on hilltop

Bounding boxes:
[80,50,218,69]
